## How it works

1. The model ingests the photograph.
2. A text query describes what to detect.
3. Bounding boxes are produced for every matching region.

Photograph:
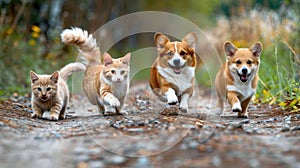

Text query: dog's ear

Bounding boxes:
[250,42,263,57]
[154,32,169,51]
[224,41,237,58]
[182,32,197,50]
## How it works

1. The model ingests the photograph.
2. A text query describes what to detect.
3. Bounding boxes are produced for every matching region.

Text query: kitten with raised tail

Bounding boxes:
[30,62,85,120]
[61,27,131,115]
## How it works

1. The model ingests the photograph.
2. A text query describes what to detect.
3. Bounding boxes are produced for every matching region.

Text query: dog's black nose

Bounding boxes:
[173,59,180,66]
[242,68,248,74]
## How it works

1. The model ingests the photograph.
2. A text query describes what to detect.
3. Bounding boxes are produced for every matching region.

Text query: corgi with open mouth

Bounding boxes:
[150,32,197,113]
[215,41,263,118]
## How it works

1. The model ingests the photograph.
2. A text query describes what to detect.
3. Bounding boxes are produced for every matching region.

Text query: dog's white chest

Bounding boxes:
[157,66,195,95]
[227,82,255,101]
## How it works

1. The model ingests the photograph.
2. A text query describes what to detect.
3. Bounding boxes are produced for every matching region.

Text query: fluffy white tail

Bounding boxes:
[60,62,86,81]
[61,27,101,66]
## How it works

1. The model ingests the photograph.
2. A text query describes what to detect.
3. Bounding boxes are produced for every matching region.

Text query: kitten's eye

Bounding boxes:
[180,51,186,56]
[37,87,42,91]
[46,87,51,91]
[247,60,252,64]
[236,60,242,65]
[111,70,115,74]
[121,70,125,75]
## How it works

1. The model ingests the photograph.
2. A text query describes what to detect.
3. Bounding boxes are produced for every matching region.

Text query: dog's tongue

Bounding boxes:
[173,67,182,74]
[241,74,248,81]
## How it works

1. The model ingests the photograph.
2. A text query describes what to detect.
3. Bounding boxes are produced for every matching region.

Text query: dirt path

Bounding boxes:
[0,83,300,168]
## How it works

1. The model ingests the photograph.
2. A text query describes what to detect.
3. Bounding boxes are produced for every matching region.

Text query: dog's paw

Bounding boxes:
[232,102,242,112]
[167,94,178,105]
[179,107,188,113]
[238,113,249,118]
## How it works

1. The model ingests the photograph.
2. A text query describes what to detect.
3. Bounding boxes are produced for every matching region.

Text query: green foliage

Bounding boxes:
[254,34,300,112]
[0,25,75,96]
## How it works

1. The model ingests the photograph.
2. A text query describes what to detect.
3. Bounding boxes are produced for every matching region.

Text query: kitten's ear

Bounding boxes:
[250,42,263,57]
[103,53,113,66]
[182,32,197,50]
[154,32,169,51]
[50,71,59,83]
[30,71,39,83]
[122,53,131,65]
[224,41,238,59]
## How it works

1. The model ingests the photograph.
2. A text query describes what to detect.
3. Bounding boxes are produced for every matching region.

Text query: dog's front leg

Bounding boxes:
[179,93,189,113]
[238,96,252,118]
[164,87,178,105]
[227,91,242,112]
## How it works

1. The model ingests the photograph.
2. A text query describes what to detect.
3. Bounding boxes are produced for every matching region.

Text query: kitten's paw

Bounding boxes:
[49,114,59,121]
[104,96,120,107]
[31,113,43,119]
[232,102,242,112]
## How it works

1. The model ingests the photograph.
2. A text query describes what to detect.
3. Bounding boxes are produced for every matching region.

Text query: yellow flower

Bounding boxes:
[29,39,36,46]
[31,25,41,33]
[6,28,13,35]
[31,32,40,38]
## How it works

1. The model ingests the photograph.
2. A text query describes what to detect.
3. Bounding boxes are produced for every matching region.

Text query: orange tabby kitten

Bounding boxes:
[61,27,131,115]
[30,62,85,120]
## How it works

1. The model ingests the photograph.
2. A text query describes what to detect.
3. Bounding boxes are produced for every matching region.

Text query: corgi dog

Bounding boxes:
[215,41,263,118]
[150,32,197,113]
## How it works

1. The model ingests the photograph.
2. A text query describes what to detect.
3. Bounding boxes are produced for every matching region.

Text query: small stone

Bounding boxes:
[23,108,33,113]
[105,155,126,164]
[295,114,300,119]
[75,155,90,162]
[89,161,104,168]
[281,125,290,132]
[0,122,6,127]
[216,124,226,128]
[77,162,89,168]
[240,119,250,124]
[135,157,151,167]
[249,158,260,168]
[291,126,300,131]
[212,156,221,167]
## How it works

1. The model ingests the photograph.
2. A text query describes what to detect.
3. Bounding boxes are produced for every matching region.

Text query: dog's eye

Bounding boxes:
[167,51,173,56]
[247,60,252,64]
[180,51,186,56]
[236,60,242,65]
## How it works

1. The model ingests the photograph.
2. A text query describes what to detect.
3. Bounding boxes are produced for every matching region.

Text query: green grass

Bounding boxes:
[255,39,300,111]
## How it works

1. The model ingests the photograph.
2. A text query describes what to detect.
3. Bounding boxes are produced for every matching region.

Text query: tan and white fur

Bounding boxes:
[215,41,263,118]
[61,27,130,115]
[150,32,197,113]
[30,62,85,120]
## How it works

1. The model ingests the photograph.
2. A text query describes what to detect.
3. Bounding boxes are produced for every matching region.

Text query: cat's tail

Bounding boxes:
[59,62,86,81]
[60,27,101,66]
